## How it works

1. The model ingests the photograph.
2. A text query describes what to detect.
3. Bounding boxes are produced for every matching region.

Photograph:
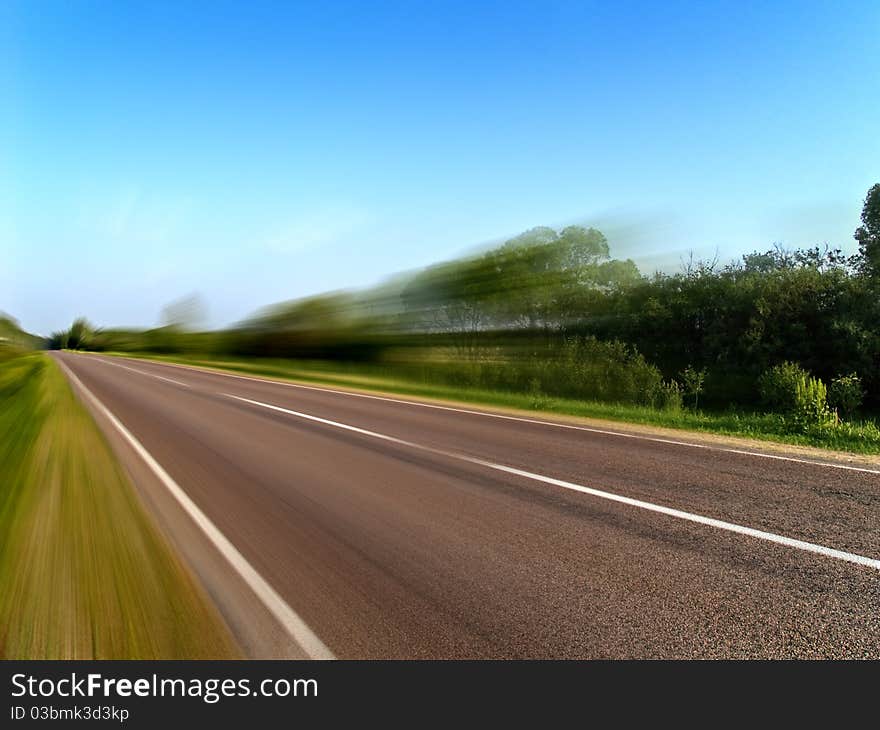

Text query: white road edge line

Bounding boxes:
[225,392,880,573]
[99,354,880,476]
[57,360,335,660]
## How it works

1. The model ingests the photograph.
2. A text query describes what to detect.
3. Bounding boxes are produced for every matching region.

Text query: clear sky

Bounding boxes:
[2,1,878,335]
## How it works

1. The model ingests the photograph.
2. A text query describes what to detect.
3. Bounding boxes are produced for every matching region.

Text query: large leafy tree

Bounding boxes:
[401,225,636,336]
[854,183,880,276]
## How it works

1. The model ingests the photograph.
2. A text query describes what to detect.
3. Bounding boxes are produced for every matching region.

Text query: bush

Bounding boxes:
[792,374,837,432]
[758,361,808,413]
[386,337,666,408]
[679,365,707,410]
[527,377,549,410]
[654,379,684,412]
[759,362,837,432]
[829,373,863,419]
[559,336,664,406]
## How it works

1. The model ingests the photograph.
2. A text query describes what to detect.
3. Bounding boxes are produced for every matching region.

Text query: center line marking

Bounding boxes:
[94,354,880,476]
[92,356,190,387]
[224,392,880,573]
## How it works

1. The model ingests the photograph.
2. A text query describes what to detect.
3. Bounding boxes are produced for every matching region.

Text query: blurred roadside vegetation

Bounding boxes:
[0,327,237,658]
[0,314,44,358]
[107,352,880,453]
[52,183,880,449]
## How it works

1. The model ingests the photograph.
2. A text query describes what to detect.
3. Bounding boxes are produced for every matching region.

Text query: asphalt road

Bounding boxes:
[54,352,880,658]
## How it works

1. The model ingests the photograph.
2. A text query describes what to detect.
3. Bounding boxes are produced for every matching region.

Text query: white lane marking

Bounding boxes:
[226,392,880,572]
[91,356,190,388]
[103,355,880,476]
[57,360,335,660]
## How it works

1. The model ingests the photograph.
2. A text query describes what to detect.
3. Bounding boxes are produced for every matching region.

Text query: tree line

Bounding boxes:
[52,183,880,429]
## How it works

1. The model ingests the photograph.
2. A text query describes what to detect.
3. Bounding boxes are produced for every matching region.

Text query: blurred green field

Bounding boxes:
[0,351,239,658]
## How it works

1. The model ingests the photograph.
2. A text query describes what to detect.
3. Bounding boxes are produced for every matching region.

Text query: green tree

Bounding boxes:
[556,225,610,270]
[854,183,880,276]
[680,365,707,410]
[66,318,93,350]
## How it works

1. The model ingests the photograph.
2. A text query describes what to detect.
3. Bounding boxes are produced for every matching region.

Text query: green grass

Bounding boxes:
[101,351,880,455]
[0,353,239,658]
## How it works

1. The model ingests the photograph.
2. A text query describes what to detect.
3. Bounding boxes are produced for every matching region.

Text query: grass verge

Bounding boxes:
[0,353,239,658]
[101,351,880,455]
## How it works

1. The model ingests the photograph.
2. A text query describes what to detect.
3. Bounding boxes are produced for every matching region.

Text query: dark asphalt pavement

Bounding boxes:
[55,352,880,658]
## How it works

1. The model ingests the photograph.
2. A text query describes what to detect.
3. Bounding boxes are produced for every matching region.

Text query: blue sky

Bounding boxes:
[2,1,878,334]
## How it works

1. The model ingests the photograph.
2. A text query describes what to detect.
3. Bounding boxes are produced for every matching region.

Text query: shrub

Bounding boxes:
[527,377,549,410]
[758,361,808,413]
[759,362,837,432]
[559,336,664,406]
[679,365,707,410]
[792,374,837,431]
[654,379,684,412]
[828,373,863,419]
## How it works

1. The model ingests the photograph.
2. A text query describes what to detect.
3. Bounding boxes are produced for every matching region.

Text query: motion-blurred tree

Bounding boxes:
[160,293,207,331]
[66,318,93,350]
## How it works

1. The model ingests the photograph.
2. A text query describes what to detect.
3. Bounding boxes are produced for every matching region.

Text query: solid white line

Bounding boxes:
[91,356,190,388]
[225,392,880,572]
[57,360,334,660]
[107,355,880,476]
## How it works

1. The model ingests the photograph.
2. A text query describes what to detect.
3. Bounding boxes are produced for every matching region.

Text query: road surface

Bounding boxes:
[54,352,880,658]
